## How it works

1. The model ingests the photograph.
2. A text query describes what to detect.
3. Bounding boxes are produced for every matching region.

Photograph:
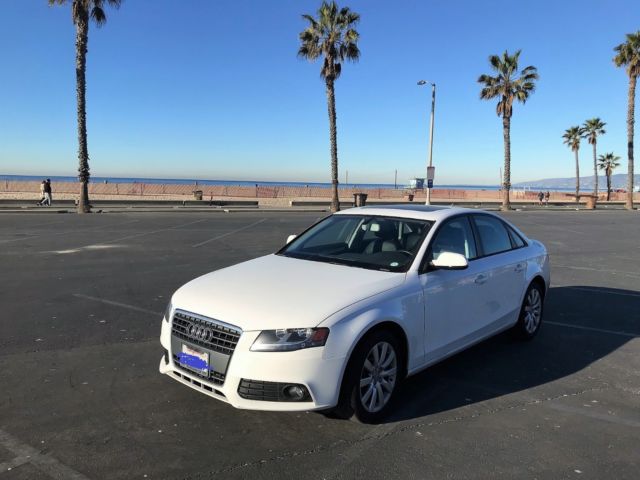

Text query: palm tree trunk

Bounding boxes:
[626,75,636,210]
[606,169,612,201]
[592,142,598,197]
[76,16,91,214]
[501,115,511,211]
[575,149,580,204]
[326,77,340,212]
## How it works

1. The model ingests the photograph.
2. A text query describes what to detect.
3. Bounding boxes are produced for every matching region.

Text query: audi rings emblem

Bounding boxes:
[187,322,212,341]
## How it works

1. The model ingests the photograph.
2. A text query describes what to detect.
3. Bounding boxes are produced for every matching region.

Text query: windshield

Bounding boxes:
[278,215,433,272]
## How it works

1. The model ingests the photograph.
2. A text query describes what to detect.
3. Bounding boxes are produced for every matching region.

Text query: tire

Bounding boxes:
[512,282,545,340]
[328,329,404,424]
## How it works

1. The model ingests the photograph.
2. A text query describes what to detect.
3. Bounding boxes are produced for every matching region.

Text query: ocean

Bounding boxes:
[0,174,509,191]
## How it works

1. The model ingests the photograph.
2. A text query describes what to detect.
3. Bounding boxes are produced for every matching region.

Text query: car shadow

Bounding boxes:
[385,285,639,423]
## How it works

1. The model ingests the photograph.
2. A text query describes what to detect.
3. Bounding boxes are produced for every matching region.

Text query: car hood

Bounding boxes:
[171,254,405,331]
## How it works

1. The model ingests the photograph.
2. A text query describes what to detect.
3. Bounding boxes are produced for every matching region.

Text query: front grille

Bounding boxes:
[171,311,241,356]
[173,354,226,385]
[238,379,311,402]
[173,370,226,397]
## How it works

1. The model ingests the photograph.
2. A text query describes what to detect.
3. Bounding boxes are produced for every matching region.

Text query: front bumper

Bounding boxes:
[159,318,345,411]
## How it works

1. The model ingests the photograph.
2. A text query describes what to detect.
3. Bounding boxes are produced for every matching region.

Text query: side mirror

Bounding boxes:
[430,251,468,270]
[286,234,297,244]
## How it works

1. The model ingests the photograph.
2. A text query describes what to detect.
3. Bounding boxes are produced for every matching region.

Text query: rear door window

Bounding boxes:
[507,225,526,248]
[472,215,513,256]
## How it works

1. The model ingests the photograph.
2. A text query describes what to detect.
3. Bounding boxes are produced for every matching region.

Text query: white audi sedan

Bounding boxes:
[159,205,549,422]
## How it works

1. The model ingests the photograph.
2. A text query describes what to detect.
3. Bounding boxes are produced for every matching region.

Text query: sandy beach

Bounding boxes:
[1,180,635,206]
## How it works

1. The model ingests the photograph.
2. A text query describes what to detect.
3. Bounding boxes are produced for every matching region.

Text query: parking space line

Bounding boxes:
[0,454,31,474]
[0,429,90,479]
[5,220,143,246]
[546,321,639,338]
[546,402,640,428]
[73,293,161,316]
[192,218,267,248]
[564,286,640,298]
[101,218,208,244]
[0,235,40,244]
[554,264,640,279]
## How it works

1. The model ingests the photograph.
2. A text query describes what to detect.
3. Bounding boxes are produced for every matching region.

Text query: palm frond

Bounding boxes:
[50,0,120,26]
[298,1,360,81]
[597,152,621,171]
[613,30,640,77]
[478,50,538,117]
[563,126,583,151]
[582,117,606,144]
[91,6,107,26]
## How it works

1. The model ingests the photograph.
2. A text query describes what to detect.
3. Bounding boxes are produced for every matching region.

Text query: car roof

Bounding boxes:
[334,204,487,222]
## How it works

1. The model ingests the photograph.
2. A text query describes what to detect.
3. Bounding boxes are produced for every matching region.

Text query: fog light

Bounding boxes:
[284,385,306,401]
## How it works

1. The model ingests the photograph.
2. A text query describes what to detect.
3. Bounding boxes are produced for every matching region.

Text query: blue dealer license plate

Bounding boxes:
[178,344,210,376]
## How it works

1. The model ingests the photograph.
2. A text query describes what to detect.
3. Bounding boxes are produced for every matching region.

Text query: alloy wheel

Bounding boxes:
[359,341,397,413]
[523,287,542,334]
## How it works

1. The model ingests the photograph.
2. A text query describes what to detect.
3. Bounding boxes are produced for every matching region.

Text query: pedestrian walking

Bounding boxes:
[43,178,52,206]
[36,180,47,206]
[544,190,550,206]
[538,191,544,205]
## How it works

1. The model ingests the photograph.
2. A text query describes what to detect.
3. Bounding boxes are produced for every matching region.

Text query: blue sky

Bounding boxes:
[0,0,637,185]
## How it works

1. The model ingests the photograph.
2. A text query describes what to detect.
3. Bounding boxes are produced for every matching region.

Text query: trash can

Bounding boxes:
[585,196,597,209]
[353,193,368,207]
[405,193,414,202]
[193,190,203,201]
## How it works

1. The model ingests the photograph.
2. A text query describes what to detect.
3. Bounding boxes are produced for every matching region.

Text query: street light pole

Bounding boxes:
[418,80,436,205]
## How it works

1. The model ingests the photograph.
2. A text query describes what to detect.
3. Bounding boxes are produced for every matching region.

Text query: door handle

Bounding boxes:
[474,274,487,285]
[514,263,525,273]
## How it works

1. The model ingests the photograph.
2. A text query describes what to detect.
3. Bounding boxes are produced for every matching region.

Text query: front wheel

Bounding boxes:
[512,282,544,340]
[330,330,404,424]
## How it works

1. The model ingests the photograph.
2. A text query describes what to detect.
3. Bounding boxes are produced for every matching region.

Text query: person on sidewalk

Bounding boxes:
[538,191,544,205]
[36,180,47,206]
[43,179,52,206]
[544,191,550,206]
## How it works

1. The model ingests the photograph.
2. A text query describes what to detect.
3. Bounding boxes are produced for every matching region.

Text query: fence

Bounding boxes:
[1,180,636,202]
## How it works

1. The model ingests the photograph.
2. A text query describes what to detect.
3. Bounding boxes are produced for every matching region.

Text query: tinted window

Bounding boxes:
[301,216,359,249]
[430,217,477,260]
[280,215,433,272]
[507,225,526,248]
[473,215,513,255]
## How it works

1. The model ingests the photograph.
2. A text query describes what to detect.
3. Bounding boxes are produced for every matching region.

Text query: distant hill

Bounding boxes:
[514,173,639,190]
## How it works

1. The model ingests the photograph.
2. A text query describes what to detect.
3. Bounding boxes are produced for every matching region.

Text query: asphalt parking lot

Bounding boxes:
[0,209,639,479]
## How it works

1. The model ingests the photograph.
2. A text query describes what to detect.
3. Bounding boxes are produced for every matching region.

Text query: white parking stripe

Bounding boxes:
[0,454,30,473]
[547,402,640,428]
[4,220,142,246]
[0,235,40,244]
[192,218,267,248]
[102,218,208,244]
[554,264,640,279]
[546,321,639,338]
[73,293,161,316]
[564,286,640,298]
[0,429,90,479]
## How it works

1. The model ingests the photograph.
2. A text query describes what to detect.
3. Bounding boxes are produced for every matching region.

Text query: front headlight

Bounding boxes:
[163,301,173,323]
[250,327,329,352]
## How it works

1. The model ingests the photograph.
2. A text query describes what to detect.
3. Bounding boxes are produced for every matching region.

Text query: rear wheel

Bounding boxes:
[328,330,404,423]
[512,282,544,340]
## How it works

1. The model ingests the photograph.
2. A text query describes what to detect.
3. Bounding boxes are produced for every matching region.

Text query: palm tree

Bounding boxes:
[49,0,121,213]
[478,50,539,211]
[298,1,360,212]
[563,126,584,203]
[614,31,640,210]
[598,152,621,201]
[582,118,606,197]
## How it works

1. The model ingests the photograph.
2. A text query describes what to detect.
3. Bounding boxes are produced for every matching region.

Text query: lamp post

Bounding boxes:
[417,80,436,205]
